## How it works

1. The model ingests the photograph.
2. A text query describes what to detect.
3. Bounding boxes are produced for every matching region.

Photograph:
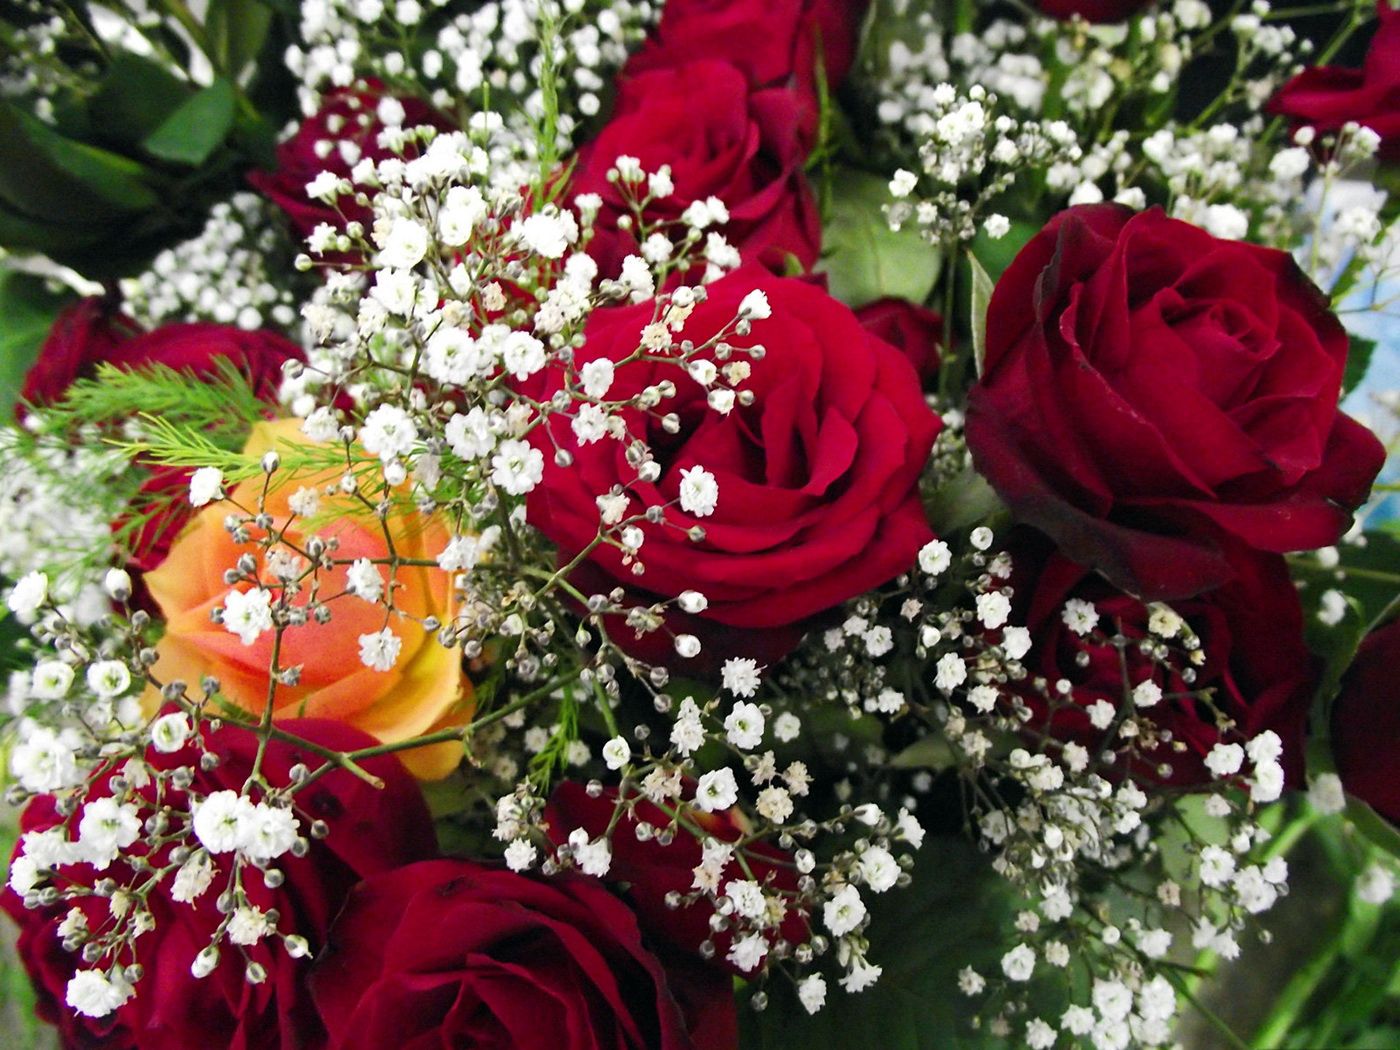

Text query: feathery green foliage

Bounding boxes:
[38,358,268,448]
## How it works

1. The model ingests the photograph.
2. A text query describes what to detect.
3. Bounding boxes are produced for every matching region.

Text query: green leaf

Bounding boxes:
[741,836,1014,1050]
[0,789,55,1047]
[143,79,237,166]
[207,0,275,75]
[924,465,1005,536]
[86,54,191,146]
[0,268,72,414]
[0,201,107,254]
[0,103,161,221]
[966,250,994,379]
[1303,590,1366,714]
[818,169,941,308]
[0,605,33,674]
[967,220,1038,285]
[1342,334,1376,398]
[1345,796,1400,861]
[888,734,958,771]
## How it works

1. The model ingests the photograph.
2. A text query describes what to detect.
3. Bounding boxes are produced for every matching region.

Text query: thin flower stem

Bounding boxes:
[291,670,580,787]
[1163,968,1253,1050]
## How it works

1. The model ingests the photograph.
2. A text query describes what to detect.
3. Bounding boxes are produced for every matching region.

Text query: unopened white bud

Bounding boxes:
[103,569,132,601]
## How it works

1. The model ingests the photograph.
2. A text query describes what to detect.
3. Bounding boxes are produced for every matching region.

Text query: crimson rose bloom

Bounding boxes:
[1333,618,1400,823]
[248,83,454,241]
[1,719,436,1050]
[626,0,868,96]
[21,297,300,409]
[1035,0,1152,21]
[1011,531,1314,786]
[1269,2,1400,161]
[309,859,737,1050]
[966,204,1384,601]
[855,297,943,383]
[525,270,940,669]
[572,59,819,276]
[18,297,142,412]
[546,781,806,975]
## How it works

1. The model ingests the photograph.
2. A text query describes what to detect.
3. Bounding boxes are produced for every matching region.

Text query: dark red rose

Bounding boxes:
[1333,617,1400,823]
[545,781,807,975]
[309,859,737,1050]
[1,719,437,1050]
[525,269,940,671]
[18,297,143,412]
[105,323,301,400]
[1269,2,1400,162]
[21,298,302,410]
[1008,530,1315,786]
[625,0,869,97]
[122,465,197,576]
[965,204,1384,602]
[572,60,819,277]
[248,84,454,242]
[855,297,943,383]
[1035,0,1153,22]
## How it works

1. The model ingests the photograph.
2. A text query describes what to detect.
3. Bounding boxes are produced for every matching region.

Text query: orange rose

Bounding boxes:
[142,419,472,778]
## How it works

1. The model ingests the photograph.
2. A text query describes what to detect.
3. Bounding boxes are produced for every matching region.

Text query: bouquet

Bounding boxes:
[1,1,1398,1047]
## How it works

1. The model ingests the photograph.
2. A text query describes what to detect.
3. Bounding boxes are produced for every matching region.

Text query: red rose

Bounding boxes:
[21,298,301,409]
[545,781,807,975]
[525,270,940,670]
[1333,618,1400,823]
[965,204,1384,601]
[854,297,943,383]
[1269,2,1400,161]
[123,465,197,576]
[572,60,819,277]
[1,719,436,1050]
[309,859,737,1050]
[626,0,869,96]
[1011,530,1315,786]
[18,297,143,413]
[248,84,454,242]
[107,323,300,400]
[1035,0,1153,22]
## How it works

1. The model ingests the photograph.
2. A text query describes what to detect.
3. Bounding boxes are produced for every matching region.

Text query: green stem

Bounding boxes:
[1248,928,1343,1048]
[1165,968,1253,1050]
[1287,558,1400,586]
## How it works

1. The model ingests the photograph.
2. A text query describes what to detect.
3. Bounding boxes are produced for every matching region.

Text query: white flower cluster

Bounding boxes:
[4,570,148,793]
[952,580,1289,1045]
[865,0,1321,238]
[773,524,1299,1046]
[287,0,655,156]
[7,688,314,1017]
[282,125,765,683]
[120,194,302,331]
[884,84,1083,246]
[862,3,1222,143]
[501,674,927,1001]
[600,154,748,283]
[0,430,128,624]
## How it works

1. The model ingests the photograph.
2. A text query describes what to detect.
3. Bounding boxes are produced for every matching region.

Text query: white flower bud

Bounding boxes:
[103,569,132,601]
[192,945,220,979]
